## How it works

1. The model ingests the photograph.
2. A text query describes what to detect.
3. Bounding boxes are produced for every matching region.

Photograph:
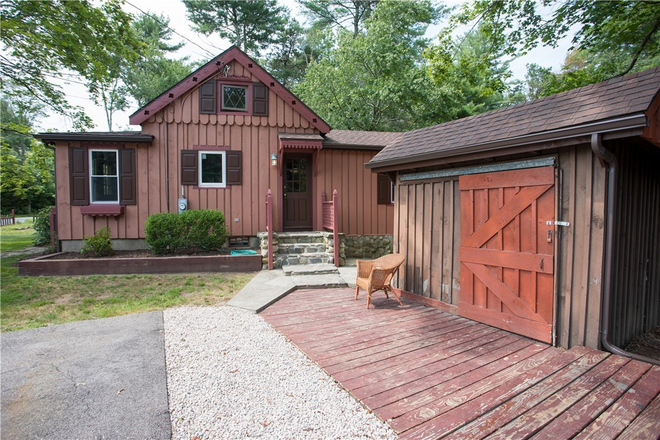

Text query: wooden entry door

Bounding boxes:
[458,167,555,343]
[283,154,313,230]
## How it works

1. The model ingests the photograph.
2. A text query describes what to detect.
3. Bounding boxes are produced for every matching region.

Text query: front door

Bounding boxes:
[283,154,313,230]
[458,166,555,343]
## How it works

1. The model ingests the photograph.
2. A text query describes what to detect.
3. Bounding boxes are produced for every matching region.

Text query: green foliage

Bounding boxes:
[183,0,289,56]
[33,207,53,247]
[0,0,142,129]
[298,0,380,37]
[295,0,452,131]
[81,227,114,258]
[121,13,195,108]
[439,0,660,99]
[144,210,229,255]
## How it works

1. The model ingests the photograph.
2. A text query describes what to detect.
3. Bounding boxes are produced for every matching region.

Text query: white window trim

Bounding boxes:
[221,84,248,112]
[198,150,227,188]
[89,149,119,204]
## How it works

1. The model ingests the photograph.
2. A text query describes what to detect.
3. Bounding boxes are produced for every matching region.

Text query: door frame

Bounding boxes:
[278,150,317,231]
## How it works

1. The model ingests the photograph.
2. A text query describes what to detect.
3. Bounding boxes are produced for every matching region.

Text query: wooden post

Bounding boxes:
[49,207,57,249]
[11,209,15,225]
[333,189,339,267]
[266,189,273,270]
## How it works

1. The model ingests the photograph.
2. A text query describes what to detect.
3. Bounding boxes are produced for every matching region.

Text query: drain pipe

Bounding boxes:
[591,133,660,366]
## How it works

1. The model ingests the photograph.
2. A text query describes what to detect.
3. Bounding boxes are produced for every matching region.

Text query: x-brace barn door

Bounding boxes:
[458,166,555,343]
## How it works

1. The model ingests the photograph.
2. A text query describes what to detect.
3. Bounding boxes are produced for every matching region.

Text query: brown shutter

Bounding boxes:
[181,150,198,185]
[69,147,89,206]
[377,173,392,205]
[252,82,269,116]
[226,151,242,185]
[199,80,217,114]
[119,148,136,205]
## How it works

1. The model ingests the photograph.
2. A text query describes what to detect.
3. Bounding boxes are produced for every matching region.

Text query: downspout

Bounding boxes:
[46,144,60,252]
[591,133,660,366]
[166,124,170,212]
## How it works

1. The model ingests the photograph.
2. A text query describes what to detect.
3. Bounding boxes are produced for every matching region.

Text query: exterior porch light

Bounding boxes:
[270,153,278,167]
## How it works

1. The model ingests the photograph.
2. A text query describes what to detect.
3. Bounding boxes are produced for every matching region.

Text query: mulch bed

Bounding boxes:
[625,326,660,361]
[51,249,234,260]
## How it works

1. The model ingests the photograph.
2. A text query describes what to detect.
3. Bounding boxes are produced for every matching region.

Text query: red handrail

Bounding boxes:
[266,189,273,270]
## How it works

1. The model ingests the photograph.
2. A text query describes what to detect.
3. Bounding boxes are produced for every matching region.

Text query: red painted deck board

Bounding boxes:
[260,288,660,439]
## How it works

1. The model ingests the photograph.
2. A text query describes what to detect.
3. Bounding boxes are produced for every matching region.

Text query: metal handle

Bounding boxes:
[540,257,544,270]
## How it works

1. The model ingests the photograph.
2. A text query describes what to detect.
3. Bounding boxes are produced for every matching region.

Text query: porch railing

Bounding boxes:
[322,190,339,267]
[0,209,16,227]
[265,189,273,270]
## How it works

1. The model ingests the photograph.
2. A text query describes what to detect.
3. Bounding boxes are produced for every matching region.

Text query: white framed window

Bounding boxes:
[89,149,119,203]
[221,84,247,111]
[198,151,227,188]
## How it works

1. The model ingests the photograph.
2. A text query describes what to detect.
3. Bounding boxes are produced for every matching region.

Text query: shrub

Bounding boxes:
[33,206,53,246]
[144,210,228,255]
[81,227,114,257]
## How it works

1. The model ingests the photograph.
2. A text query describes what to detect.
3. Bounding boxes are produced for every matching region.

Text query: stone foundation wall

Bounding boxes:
[344,235,393,259]
[257,231,346,269]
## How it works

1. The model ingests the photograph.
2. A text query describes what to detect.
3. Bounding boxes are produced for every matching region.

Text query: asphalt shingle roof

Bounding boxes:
[369,67,660,167]
[323,130,402,149]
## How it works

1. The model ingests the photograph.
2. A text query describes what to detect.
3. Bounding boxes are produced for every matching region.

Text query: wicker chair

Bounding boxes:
[355,253,406,309]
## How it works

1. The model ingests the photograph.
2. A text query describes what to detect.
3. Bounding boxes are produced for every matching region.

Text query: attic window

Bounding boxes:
[222,85,247,111]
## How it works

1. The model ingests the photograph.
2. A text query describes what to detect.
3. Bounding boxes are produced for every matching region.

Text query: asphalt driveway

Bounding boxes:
[1,312,170,439]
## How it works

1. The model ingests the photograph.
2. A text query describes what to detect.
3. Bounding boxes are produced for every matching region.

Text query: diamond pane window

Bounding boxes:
[222,85,247,111]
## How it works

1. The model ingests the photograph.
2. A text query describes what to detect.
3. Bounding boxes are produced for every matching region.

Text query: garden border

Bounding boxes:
[18,252,262,276]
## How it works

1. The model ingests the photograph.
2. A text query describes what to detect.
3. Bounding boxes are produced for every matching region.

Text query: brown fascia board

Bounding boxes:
[34,132,154,144]
[366,114,649,172]
[129,46,332,133]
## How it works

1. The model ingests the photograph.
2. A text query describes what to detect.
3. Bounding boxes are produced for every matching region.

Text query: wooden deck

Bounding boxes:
[260,288,660,439]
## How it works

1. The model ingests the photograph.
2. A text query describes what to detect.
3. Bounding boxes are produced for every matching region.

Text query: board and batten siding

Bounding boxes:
[316,149,394,236]
[394,145,608,349]
[57,59,393,240]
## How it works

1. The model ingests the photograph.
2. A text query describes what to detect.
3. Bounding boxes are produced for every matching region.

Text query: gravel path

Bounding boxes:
[164,306,397,439]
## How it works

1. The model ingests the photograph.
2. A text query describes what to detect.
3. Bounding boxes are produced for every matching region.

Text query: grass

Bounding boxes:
[0,223,256,332]
[0,221,35,252]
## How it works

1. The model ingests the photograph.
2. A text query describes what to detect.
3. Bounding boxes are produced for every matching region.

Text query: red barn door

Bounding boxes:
[458,167,555,343]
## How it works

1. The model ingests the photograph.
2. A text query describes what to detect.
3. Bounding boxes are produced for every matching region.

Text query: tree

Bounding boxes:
[121,13,195,107]
[265,19,333,87]
[183,0,289,56]
[0,0,142,130]
[0,98,54,214]
[438,0,660,86]
[426,26,519,118]
[297,0,379,37]
[295,0,451,131]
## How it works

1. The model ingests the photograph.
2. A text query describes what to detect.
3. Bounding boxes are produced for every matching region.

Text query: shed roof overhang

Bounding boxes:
[278,133,324,151]
[34,131,154,145]
[366,114,649,173]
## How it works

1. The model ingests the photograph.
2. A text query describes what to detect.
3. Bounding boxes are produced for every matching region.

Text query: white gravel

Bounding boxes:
[163,305,397,439]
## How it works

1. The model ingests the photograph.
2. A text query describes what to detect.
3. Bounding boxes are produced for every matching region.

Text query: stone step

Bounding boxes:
[277,243,328,255]
[279,253,334,267]
[283,263,339,276]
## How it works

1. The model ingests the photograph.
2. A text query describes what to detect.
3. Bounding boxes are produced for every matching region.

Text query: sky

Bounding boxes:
[39,0,574,133]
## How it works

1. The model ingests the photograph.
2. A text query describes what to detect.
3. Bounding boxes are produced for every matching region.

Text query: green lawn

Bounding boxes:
[0,222,35,252]
[0,223,255,332]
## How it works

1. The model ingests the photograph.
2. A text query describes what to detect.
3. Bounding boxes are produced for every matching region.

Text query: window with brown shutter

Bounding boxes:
[377,173,393,205]
[252,82,268,116]
[181,149,242,187]
[119,148,136,205]
[199,81,217,114]
[70,147,89,206]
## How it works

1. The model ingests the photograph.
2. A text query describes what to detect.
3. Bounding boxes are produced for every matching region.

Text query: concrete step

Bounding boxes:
[283,263,339,277]
[288,274,347,289]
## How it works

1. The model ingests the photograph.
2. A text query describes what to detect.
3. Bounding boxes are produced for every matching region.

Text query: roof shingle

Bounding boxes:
[369,66,660,167]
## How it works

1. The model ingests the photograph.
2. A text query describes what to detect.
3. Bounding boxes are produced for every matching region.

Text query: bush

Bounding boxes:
[144,210,229,255]
[81,227,114,257]
[33,206,53,246]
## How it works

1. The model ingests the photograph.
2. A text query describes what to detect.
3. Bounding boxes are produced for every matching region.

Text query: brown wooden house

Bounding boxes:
[367,67,660,358]
[36,46,396,260]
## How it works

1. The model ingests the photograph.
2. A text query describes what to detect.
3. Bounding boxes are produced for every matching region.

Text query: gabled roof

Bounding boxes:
[367,67,660,170]
[129,46,331,133]
[323,130,402,150]
[35,131,154,144]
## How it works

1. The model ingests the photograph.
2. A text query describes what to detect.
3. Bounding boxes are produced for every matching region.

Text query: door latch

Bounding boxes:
[546,221,570,227]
